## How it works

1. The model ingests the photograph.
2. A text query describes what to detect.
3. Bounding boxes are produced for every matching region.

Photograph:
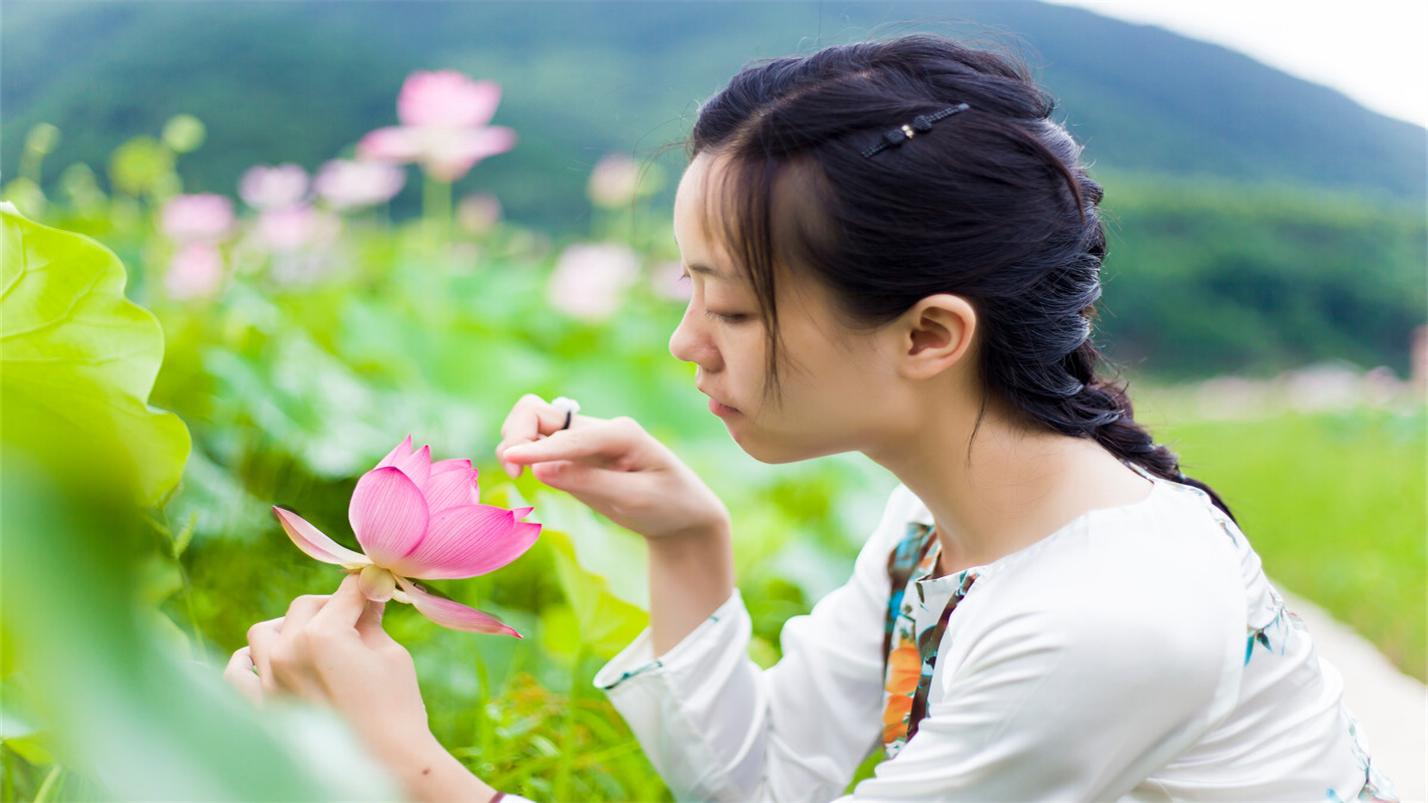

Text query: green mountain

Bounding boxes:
[3,0,1424,234]
[2,1,1424,378]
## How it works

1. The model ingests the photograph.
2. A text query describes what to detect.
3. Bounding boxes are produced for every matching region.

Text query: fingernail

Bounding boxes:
[505,462,519,478]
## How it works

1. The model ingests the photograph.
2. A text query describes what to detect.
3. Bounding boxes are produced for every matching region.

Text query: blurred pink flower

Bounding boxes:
[314,158,406,210]
[256,204,341,252]
[547,242,641,321]
[273,435,541,636]
[457,193,503,235]
[160,194,234,243]
[164,242,225,300]
[587,153,642,208]
[239,163,310,211]
[357,70,517,183]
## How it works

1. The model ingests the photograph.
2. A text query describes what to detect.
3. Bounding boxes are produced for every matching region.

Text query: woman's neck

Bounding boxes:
[866,399,1154,573]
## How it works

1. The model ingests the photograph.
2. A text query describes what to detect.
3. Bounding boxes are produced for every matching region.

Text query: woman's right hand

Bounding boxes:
[493,394,730,543]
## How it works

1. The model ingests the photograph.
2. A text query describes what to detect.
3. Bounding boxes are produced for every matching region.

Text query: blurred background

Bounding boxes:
[1,1,1424,800]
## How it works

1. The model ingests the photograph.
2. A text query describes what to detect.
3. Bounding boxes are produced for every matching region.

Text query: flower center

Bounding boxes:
[358,565,397,602]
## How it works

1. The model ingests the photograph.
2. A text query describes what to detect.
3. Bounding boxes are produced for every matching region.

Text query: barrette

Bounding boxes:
[860,102,971,158]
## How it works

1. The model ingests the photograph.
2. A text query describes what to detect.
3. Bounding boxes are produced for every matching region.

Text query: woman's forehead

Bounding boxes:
[673,150,832,294]
[673,152,738,273]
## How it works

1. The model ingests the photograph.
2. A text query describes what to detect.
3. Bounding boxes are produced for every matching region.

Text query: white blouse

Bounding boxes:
[591,461,1399,801]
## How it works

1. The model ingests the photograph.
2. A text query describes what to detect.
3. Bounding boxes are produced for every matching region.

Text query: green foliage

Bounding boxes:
[0,205,191,505]
[0,208,392,802]
[1094,169,1427,379]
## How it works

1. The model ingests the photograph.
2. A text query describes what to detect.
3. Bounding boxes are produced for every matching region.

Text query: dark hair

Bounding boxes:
[681,33,1239,523]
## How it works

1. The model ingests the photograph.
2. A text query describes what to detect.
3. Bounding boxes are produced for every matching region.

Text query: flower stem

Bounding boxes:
[422,176,452,240]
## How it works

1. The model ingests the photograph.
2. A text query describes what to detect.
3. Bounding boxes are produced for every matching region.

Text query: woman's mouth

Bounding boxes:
[708,397,740,417]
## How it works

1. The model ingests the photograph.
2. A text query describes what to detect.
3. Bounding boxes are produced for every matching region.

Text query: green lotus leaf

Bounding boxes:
[1,204,190,505]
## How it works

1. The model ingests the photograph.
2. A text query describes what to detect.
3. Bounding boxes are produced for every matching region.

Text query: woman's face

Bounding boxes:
[668,150,916,463]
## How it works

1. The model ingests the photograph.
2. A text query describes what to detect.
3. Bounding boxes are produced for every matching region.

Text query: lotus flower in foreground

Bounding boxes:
[273,435,540,637]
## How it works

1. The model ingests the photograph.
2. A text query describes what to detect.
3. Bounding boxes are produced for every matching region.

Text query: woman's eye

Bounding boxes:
[704,310,750,324]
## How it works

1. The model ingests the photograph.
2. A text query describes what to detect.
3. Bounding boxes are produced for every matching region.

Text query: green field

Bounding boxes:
[1145,403,1427,682]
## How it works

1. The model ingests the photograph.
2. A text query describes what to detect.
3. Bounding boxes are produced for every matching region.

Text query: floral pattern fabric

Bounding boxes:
[880,520,978,758]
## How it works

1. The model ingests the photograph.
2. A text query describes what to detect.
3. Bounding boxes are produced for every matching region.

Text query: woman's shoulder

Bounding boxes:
[939,477,1248,697]
[870,473,1261,634]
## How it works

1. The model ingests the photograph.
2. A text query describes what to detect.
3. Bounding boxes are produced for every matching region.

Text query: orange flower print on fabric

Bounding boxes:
[882,638,922,743]
[880,521,981,759]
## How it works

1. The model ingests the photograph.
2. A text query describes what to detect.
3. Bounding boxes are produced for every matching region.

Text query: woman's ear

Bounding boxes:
[896,293,977,380]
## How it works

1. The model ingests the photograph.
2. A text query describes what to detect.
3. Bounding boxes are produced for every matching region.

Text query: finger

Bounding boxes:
[495,395,584,477]
[499,419,638,466]
[246,618,284,684]
[355,599,396,647]
[224,647,263,706]
[282,593,333,634]
[530,459,630,498]
[309,573,368,632]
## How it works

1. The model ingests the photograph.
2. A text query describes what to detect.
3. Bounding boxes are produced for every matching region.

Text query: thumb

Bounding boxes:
[356,599,395,646]
[311,573,368,631]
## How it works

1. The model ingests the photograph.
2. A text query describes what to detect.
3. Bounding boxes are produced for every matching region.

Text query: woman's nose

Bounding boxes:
[669,305,719,369]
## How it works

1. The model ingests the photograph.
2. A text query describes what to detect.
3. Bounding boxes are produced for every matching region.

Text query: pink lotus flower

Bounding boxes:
[357,70,517,183]
[456,193,502,235]
[239,164,310,211]
[587,153,643,208]
[547,242,641,321]
[273,435,541,636]
[650,259,692,302]
[256,204,341,253]
[165,241,225,300]
[314,158,406,210]
[160,194,234,243]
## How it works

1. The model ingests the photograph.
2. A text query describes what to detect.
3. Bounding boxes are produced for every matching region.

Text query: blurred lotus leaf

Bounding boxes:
[107,135,176,197]
[0,203,191,505]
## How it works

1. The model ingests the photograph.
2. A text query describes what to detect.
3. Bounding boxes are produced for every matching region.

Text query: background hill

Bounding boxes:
[4,0,1424,227]
[2,0,1424,378]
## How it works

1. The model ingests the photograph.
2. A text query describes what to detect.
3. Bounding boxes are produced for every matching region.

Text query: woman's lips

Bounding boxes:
[708,397,740,417]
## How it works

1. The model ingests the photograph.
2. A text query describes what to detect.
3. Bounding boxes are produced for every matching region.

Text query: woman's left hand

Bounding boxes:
[227,573,433,760]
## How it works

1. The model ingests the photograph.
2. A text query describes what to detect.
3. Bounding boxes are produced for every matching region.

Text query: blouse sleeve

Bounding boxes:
[591,485,919,802]
[836,529,1248,802]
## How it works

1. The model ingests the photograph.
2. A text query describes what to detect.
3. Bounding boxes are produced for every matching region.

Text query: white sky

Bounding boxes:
[1042,0,1428,128]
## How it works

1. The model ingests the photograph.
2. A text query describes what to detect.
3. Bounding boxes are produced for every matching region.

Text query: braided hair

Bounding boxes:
[682,33,1239,523]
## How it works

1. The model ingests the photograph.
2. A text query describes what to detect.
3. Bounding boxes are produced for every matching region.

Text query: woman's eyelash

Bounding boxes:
[704,310,749,323]
[677,270,747,322]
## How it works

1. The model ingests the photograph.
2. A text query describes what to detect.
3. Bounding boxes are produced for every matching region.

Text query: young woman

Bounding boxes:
[228,34,1398,802]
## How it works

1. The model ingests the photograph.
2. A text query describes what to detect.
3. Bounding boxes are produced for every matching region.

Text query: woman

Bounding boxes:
[228,34,1398,802]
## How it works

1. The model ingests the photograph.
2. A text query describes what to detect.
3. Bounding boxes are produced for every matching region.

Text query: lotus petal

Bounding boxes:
[395,575,520,637]
[376,435,431,488]
[349,466,429,566]
[429,457,473,476]
[273,506,371,568]
[424,127,517,183]
[397,71,502,129]
[389,504,540,580]
[421,467,478,514]
[357,127,423,163]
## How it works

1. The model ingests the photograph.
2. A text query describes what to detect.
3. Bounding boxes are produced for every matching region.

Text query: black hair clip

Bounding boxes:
[860,102,971,158]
